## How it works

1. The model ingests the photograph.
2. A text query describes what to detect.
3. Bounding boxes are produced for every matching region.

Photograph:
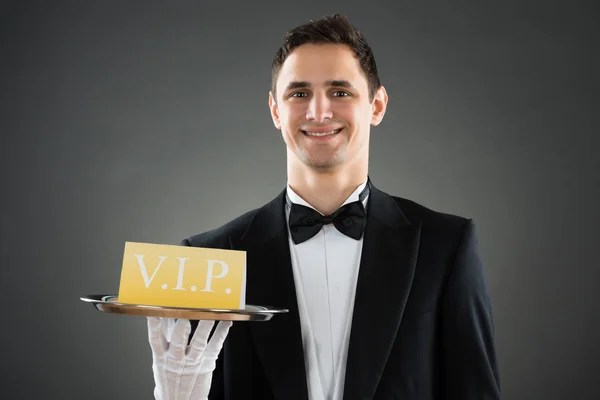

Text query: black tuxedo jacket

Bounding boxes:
[182,183,501,400]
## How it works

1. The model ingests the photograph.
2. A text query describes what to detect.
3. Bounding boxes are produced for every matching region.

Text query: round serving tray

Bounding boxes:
[80,294,288,321]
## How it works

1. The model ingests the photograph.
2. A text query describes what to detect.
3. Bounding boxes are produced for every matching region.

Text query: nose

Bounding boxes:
[306,93,333,122]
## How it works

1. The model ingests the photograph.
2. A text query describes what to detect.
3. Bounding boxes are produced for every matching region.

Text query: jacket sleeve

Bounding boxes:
[208,348,225,399]
[440,219,501,399]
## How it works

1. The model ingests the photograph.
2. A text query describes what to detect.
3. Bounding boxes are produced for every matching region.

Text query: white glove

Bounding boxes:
[147,317,232,400]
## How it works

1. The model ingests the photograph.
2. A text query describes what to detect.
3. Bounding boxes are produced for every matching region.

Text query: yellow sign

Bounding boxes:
[117,242,246,310]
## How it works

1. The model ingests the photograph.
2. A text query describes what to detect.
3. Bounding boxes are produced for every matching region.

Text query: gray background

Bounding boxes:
[1,0,599,399]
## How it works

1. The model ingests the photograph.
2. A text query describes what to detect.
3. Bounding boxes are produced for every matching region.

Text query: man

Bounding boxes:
[147,14,501,400]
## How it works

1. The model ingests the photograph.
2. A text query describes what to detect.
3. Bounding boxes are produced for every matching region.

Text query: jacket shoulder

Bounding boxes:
[391,195,472,235]
[390,195,481,270]
[181,207,259,249]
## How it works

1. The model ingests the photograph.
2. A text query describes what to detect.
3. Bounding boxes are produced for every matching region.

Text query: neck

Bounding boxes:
[287,152,368,216]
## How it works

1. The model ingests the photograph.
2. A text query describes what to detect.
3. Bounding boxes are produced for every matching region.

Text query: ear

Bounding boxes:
[370,86,388,126]
[268,91,281,130]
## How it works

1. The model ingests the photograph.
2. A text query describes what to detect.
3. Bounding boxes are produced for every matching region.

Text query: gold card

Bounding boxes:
[117,242,246,310]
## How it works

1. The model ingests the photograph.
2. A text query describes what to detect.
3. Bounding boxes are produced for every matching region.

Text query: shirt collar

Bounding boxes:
[286,179,370,215]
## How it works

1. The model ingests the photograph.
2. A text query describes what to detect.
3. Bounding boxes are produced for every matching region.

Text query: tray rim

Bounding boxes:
[80,294,289,315]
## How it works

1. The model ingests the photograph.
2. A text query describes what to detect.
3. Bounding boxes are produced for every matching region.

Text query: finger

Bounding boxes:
[188,320,215,360]
[168,319,191,360]
[147,317,165,355]
[160,318,171,344]
[166,318,177,342]
[205,321,233,359]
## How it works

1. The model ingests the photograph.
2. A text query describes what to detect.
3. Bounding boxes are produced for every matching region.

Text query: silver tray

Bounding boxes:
[80,294,288,321]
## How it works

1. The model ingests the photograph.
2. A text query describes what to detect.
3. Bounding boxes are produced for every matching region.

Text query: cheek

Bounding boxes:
[289,104,306,121]
[280,105,304,127]
[335,102,364,120]
[346,107,372,140]
[356,105,374,126]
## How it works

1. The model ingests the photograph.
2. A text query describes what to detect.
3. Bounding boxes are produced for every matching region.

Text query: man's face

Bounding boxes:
[269,43,387,171]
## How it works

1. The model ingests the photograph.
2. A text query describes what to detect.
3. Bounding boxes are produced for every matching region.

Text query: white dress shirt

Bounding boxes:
[285,181,368,400]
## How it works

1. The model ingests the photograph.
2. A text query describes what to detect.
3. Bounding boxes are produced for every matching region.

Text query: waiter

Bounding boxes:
[146,13,501,400]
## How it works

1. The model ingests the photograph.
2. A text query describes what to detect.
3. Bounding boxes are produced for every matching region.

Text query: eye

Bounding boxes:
[290,92,308,98]
[332,91,350,97]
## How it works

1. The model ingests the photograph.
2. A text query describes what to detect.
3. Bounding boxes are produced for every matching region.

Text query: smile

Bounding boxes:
[302,128,342,137]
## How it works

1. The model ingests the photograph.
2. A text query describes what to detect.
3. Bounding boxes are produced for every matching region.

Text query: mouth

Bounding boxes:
[302,128,343,137]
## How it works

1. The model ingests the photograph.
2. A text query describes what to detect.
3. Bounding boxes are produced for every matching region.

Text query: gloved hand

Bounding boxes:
[147,317,232,400]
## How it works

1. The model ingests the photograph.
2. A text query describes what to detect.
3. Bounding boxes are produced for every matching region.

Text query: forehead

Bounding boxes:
[276,43,367,90]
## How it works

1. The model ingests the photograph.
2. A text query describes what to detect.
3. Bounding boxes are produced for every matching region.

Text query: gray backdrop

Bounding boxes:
[1,0,599,399]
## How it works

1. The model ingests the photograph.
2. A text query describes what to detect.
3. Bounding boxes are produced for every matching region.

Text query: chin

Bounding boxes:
[303,155,346,170]
[294,145,348,168]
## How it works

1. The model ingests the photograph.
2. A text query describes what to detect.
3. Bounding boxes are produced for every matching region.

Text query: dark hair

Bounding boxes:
[271,14,381,102]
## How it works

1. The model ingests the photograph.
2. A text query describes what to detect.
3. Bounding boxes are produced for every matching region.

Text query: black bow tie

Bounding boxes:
[287,182,370,245]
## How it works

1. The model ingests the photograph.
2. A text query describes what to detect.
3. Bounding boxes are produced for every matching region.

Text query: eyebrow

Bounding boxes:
[284,80,356,92]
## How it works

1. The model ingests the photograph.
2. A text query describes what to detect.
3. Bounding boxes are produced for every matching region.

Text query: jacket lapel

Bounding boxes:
[230,191,309,400]
[342,185,422,399]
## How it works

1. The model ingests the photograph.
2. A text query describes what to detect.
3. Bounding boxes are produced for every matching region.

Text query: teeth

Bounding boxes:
[304,128,341,136]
